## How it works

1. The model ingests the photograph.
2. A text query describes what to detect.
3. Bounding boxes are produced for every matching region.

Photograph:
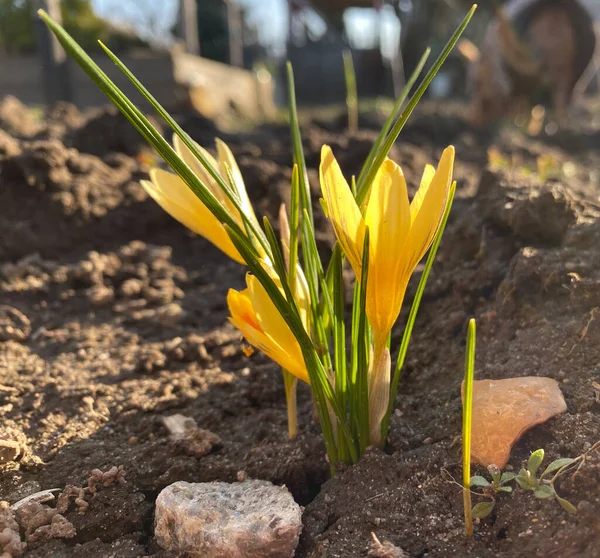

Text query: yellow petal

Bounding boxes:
[406,146,455,271]
[143,169,244,263]
[364,159,411,346]
[172,134,235,212]
[247,274,299,357]
[278,203,291,270]
[319,145,366,276]
[293,264,311,333]
[227,284,309,383]
[216,138,258,225]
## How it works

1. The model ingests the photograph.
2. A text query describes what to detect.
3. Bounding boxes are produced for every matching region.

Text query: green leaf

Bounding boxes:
[356,47,430,189]
[557,496,577,514]
[286,62,313,224]
[342,49,358,133]
[541,458,576,479]
[527,449,545,476]
[470,475,490,488]
[332,248,347,414]
[533,485,555,499]
[462,318,476,488]
[499,472,516,485]
[287,165,300,288]
[356,228,371,453]
[471,501,495,519]
[37,10,259,261]
[497,486,513,493]
[355,5,477,205]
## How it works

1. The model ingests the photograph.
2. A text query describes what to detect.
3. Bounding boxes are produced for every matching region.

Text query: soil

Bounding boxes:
[1,95,599,557]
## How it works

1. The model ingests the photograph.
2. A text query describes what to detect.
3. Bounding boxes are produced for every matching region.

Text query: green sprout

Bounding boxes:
[469,464,515,519]
[514,449,577,513]
[462,318,476,536]
[470,442,600,520]
[342,49,358,134]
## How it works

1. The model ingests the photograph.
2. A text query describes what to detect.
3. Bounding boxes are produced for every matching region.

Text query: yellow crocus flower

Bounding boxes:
[140,135,262,264]
[320,145,454,445]
[319,144,455,353]
[227,273,309,384]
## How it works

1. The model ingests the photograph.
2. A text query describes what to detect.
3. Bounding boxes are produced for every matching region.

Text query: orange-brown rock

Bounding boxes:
[464,377,567,468]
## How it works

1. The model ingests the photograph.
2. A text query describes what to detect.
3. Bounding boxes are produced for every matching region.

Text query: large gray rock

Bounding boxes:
[154,480,302,558]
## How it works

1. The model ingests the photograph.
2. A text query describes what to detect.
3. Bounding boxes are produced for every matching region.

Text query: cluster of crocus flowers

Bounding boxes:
[320,145,455,445]
[139,133,454,450]
[39,0,471,471]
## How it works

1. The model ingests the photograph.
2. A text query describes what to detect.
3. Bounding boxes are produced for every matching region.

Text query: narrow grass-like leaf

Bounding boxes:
[381,182,456,440]
[288,165,301,289]
[356,5,476,205]
[343,49,358,133]
[356,228,371,454]
[37,10,267,278]
[463,318,476,536]
[225,223,356,465]
[332,248,347,413]
[286,62,313,224]
[357,48,430,189]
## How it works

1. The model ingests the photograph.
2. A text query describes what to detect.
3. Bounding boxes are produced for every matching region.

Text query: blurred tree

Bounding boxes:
[0,0,146,54]
[181,0,265,67]
[194,0,229,63]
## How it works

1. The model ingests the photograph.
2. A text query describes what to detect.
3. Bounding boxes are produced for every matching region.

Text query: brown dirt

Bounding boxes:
[1,98,599,557]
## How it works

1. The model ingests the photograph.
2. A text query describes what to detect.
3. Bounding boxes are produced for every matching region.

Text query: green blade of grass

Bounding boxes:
[288,165,301,289]
[356,228,371,454]
[332,247,347,414]
[37,10,259,264]
[356,5,476,206]
[356,47,430,189]
[343,49,358,133]
[380,182,457,441]
[463,318,476,537]
[286,62,313,225]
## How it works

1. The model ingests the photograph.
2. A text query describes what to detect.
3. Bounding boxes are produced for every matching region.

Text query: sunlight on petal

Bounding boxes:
[319,145,366,276]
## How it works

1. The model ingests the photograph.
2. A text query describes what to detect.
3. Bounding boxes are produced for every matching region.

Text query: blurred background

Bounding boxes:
[0,0,598,125]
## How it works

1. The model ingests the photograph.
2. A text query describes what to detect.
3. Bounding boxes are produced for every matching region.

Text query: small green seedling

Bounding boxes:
[514,449,577,513]
[469,465,515,519]
[462,319,476,536]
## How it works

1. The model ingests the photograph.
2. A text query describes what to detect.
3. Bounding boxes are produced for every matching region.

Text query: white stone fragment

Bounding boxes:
[155,480,302,558]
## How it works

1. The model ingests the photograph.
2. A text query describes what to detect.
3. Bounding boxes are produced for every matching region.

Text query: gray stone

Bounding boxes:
[155,480,302,558]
